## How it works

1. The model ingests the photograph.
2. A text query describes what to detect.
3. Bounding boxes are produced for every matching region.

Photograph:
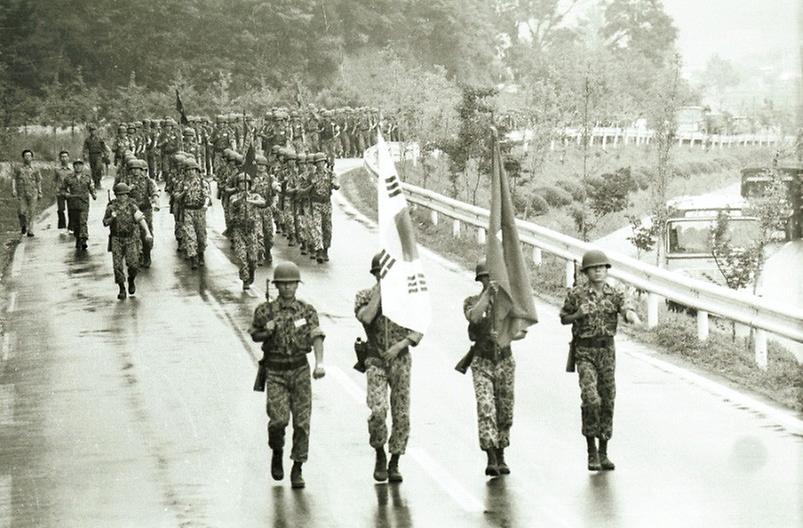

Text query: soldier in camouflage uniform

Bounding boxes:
[117,158,158,267]
[355,253,423,483]
[560,250,641,471]
[175,158,210,269]
[252,154,278,267]
[282,151,299,246]
[61,159,97,249]
[463,260,519,476]
[294,153,313,255]
[103,182,152,300]
[289,111,305,153]
[229,172,265,289]
[249,262,326,489]
[309,153,339,263]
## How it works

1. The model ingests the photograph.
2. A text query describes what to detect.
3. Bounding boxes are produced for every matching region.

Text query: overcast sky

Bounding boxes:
[663,0,799,74]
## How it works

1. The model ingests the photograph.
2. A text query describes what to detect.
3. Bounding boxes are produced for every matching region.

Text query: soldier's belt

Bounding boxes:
[183,204,204,210]
[574,336,614,348]
[263,356,308,371]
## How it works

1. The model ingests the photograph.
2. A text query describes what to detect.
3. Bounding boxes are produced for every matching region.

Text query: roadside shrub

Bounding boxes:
[530,194,550,215]
[556,179,586,201]
[534,185,573,207]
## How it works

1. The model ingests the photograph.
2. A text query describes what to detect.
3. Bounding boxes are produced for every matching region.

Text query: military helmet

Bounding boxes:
[87,124,97,131]
[72,158,84,166]
[223,148,234,159]
[117,124,126,131]
[113,182,131,195]
[285,151,297,161]
[580,249,611,271]
[184,158,200,171]
[370,252,383,274]
[126,123,136,131]
[270,145,281,154]
[272,262,302,283]
[297,153,307,163]
[255,154,268,166]
[134,159,148,170]
[314,152,327,163]
[233,153,244,163]
[166,118,177,126]
[183,127,195,136]
[126,157,140,169]
[474,260,489,281]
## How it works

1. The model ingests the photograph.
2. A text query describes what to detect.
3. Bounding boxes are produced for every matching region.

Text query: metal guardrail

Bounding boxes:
[363,144,803,367]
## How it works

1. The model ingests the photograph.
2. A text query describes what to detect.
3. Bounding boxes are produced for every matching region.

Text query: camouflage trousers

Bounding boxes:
[17,194,38,232]
[111,236,140,284]
[366,352,411,455]
[295,206,306,247]
[69,209,89,240]
[282,201,295,240]
[576,344,616,440]
[471,356,515,450]
[266,363,312,463]
[255,207,274,261]
[321,202,332,248]
[309,202,327,251]
[231,226,258,281]
[340,133,351,158]
[181,208,207,258]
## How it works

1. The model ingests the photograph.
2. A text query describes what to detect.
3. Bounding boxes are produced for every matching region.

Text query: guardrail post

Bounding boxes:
[452,219,461,238]
[647,293,659,328]
[754,329,768,370]
[696,310,709,341]
[430,210,438,226]
[564,260,574,287]
[477,227,486,245]
[532,247,542,266]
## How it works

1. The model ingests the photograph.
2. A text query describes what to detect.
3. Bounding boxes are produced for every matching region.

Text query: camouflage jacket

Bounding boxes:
[181,176,210,208]
[61,171,95,210]
[104,198,143,237]
[251,173,275,202]
[251,297,325,359]
[463,293,511,360]
[560,282,634,340]
[354,286,421,365]
[119,174,157,210]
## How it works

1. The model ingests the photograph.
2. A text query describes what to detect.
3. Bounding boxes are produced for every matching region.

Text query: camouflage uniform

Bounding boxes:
[251,297,325,462]
[229,187,262,282]
[355,286,422,455]
[125,172,158,265]
[61,170,96,244]
[560,283,634,440]
[104,198,144,285]
[179,175,210,259]
[251,170,276,264]
[464,293,515,450]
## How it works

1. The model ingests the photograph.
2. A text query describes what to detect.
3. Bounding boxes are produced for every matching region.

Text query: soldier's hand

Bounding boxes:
[111,211,117,218]
[313,365,326,379]
[263,320,276,333]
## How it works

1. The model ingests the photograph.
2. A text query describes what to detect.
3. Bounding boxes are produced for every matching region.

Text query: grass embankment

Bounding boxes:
[341,167,803,412]
[397,144,779,239]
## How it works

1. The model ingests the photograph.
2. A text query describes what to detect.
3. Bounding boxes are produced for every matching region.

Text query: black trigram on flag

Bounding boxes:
[385,176,402,198]
[377,249,396,279]
[407,273,428,294]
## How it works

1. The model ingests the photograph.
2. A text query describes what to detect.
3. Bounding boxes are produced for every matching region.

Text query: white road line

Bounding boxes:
[0,475,10,528]
[1,333,11,362]
[6,292,16,314]
[327,365,485,514]
[626,346,803,435]
[0,385,15,426]
[10,243,24,278]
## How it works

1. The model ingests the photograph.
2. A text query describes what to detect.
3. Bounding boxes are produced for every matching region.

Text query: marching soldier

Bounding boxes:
[54,150,72,230]
[463,260,520,476]
[11,149,42,237]
[289,110,305,153]
[61,159,96,250]
[175,158,210,269]
[355,253,423,483]
[102,182,152,299]
[252,154,279,267]
[282,151,299,246]
[319,110,340,165]
[310,153,338,263]
[82,124,109,189]
[249,262,326,489]
[228,172,265,289]
[560,250,641,471]
[119,158,159,267]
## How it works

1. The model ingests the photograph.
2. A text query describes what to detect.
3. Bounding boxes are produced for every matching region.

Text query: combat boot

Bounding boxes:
[598,439,615,471]
[127,274,136,295]
[190,256,198,270]
[586,436,601,471]
[271,450,284,481]
[484,449,500,477]
[264,252,272,267]
[323,248,329,262]
[315,250,324,264]
[290,462,305,489]
[198,252,205,267]
[388,454,403,483]
[117,283,127,300]
[373,447,388,482]
[299,243,307,255]
[496,448,510,475]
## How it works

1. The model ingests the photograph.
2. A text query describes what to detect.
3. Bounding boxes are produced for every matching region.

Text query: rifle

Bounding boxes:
[565,260,580,373]
[107,190,113,253]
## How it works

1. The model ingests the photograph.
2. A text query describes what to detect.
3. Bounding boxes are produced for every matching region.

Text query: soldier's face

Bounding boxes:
[23,152,33,163]
[59,153,70,164]
[276,281,298,299]
[585,266,609,284]
[73,164,83,173]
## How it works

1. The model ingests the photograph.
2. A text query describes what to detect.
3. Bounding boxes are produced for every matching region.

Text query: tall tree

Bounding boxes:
[602,0,678,65]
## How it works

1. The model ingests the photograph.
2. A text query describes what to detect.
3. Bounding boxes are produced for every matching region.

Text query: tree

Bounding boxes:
[571,168,636,241]
[602,0,678,66]
[699,55,741,110]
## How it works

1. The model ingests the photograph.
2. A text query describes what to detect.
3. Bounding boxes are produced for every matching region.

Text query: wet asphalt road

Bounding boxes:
[0,161,801,527]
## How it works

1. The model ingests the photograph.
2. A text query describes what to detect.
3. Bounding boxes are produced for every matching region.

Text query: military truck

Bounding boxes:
[740,165,802,240]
